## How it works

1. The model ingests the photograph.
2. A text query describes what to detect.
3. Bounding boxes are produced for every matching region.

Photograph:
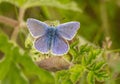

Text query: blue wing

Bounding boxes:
[27,18,48,38]
[51,35,69,55]
[56,22,80,40]
[34,35,51,54]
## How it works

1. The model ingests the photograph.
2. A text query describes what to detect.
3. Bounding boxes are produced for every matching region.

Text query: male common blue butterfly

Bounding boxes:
[27,18,80,55]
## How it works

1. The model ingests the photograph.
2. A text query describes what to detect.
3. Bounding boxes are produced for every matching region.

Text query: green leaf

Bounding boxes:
[1,0,82,12]
[79,44,90,54]
[0,32,54,84]
[87,71,95,84]
[0,32,13,79]
[93,61,106,72]
[0,56,11,79]
[1,63,28,84]
[1,0,27,7]
[16,53,55,84]
[55,70,72,84]
[70,40,79,48]
[86,49,101,65]
[95,71,109,82]
[24,34,33,48]
[0,32,13,54]
[81,55,87,66]
[0,0,2,3]
[62,79,72,84]
[69,48,77,58]
[24,0,82,12]
[70,65,84,84]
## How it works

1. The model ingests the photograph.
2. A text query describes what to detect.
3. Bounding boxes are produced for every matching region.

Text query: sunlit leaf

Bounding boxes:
[1,64,28,84]
[1,0,82,12]
[95,71,109,82]
[16,53,55,84]
[81,55,87,66]
[79,44,90,54]
[93,61,106,72]
[25,34,33,48]
[87,71,95,84]
[70,65,84,84]
[0,32,13,79]
[0,32,54,84]
[0,56,11,80]
[86,49,101,65]
[55,70,71,84]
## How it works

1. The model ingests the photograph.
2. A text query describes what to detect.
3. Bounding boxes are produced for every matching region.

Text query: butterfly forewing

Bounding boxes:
[27,18,48,38]
[57,22,80,40]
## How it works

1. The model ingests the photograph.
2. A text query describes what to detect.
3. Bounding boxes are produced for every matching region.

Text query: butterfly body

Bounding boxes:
[45,27,56,50]
[27,18,80,55]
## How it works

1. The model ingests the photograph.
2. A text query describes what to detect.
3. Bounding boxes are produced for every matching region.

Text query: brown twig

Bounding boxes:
[100,0,110,36]
[0,16,18,27]
[11,7,26,41]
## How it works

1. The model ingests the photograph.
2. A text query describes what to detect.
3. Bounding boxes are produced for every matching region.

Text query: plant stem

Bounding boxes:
[11,7,26,41]
[100,0,110,36]
[108,49,120,53]
[0,16,18,27]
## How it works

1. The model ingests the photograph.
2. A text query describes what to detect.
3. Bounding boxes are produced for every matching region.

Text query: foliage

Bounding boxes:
[0,0,120,84]
[0,32,54,84]
[55,42,109,84]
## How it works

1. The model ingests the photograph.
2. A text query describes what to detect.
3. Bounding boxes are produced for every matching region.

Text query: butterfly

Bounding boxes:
[27,18,80,55]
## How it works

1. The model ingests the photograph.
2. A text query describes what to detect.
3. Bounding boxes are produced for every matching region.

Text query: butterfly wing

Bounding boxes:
[51,34,69,55]
[34,35,51,54]
[57,22,80,40]
[27,18,48,38]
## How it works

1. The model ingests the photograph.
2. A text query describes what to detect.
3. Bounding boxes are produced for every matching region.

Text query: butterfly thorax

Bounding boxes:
[46,27,57,50]
[46,27,56,37]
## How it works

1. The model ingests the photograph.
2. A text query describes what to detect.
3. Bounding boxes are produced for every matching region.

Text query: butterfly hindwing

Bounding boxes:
[51,34,69,55]
[34,35,51,54]
[57,22,80,40]
[27,18,48,38]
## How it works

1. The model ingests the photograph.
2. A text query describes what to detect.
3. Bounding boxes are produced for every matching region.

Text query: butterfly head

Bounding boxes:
[44,20,60,27]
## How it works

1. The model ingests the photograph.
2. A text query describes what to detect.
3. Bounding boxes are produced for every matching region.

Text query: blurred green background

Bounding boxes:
[0,0,120,84]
